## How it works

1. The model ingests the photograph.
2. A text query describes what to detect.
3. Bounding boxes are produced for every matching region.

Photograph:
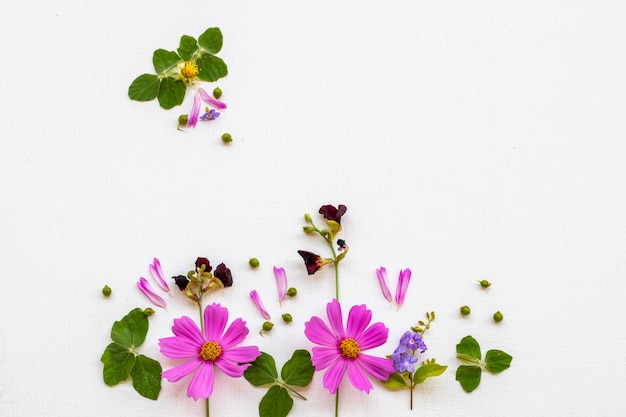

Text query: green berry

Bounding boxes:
[249,258,260,268]
[281,313,293,323]
[478,280,492,288]
[221,133,232,143]
[213,87,222,99]
[262,321,274,331]
[286,287,297,297]
[143,308,155,317]
[460,305,471,316]
[102,285,112,297]
[493,311,503,323]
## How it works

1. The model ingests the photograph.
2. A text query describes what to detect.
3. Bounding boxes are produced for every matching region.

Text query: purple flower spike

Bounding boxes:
[376,267,392,302]
[149,257,169,292]
[274,266,287,303]
[249,290,271,320]
[198,88,227,110]
[395,268,412,306]
[137,277,166,308]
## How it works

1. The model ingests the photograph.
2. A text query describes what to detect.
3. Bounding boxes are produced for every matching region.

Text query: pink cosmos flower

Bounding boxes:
[188,88,227,128]
[274,266,287,303]
[149,257,169,292]
[395,268,412,305]
[304,299,395,394]
[159,303,261,400]
[375,267,392,302]
[137,277,166,308]
[249,290,271,320]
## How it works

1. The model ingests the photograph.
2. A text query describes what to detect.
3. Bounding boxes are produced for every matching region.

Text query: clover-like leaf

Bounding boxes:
[484,349,513,374]
[178,35,198,61]
[128,74,159,102]
[196,53,228,82]
[413,363,447,384]
[259,385,293,417]
[456,335,481,364]
[197,27,223,54]
[110,308,148,348]
[157,78,186,109]
[281,350,314,387]
[456,365,482,393]
[244,352,278,386]
[130,354,162,400]
[153,49,181,74]
[101,342,136,386]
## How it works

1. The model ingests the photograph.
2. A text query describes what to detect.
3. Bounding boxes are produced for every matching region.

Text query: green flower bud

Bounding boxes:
[213,87,222,99]
[281,313,293,323]
[143,308,155,317]
[102,285,112,297]
[249,258,260,268]
[262,321,274,331]
[302,225,316,233]
[460,305,471,316]
[177,114,188,129]
[478,280,492,288]
[304,213,313,223]
[286,287,297,297]
[221,133,232,143]
[493,311,503,322]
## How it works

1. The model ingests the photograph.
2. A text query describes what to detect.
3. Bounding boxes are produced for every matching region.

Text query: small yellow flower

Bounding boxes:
[180,61,199,79]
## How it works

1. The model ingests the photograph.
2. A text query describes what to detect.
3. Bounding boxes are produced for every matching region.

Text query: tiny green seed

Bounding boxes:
[286,287,297,297]
[460,305,471,316]
[262,321,274,331]
[493,311,503,322]
[102,285,112,297]
[282,313,293,323]
[213,87,222,99]
[249,258,260,268]
[177,114,188,127]
[221,133,232,143]
[143,308,155,317]
[478,280,492,288]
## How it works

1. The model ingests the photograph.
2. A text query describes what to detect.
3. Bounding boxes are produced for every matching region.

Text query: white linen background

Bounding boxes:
[1,1,625,416]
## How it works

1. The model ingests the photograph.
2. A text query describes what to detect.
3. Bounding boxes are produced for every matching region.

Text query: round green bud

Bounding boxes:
[213,87,222,99]
[286,287,297,297]
[221,133,233,143]
[102,285,112,297]
[281,313,293,323]
[143,308,155,317]
[248,258,260,268]
[493,311,503,323]
[178,114,188,126]
[478,280,492,288]
[262,321,274,331]
[460,305,471,316]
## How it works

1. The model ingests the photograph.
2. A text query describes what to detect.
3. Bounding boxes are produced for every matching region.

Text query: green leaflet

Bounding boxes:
[177,35,198,61]
[111,308,148,348]
[101,343,135,386]
[484,349,513,373]
[128,74,159,102]
[153,49,180,74]
[281,350,315,387]
[456,335,481,364]
[455,335,512,393]
[157,78,186,110]
[413,363,448,384]
[244,352,278,386]
[198,27,223,54]
[455,365,482,393]
[381,372,409,389]
[259,386,293,417]
[196,53,228,82]
[131,354,163,400]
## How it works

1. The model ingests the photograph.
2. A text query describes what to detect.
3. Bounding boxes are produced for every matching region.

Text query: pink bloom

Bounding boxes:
[395,268,412,305]
[188,88,227,128]
[149,257,169,292]
[274,266,287,303]
[249,290,271,320]
[375,267,392,302]
[137,277,166,308]
[159,303,260,400]
[304,299,395,394]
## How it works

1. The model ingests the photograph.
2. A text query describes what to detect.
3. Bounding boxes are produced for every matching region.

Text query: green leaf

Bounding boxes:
[153,49,181,74]
[455,365,482,393]
[484,349,513,374]
[244,352,278,386]
[157,78,186,109]
[111,308,148,348]
[456,335,481,364]
[178,35,198,61]
[412,363,448,384]
[281,350,314,387]
[259,385,293,417]
[128,74,159,102]
[196,53,228,82]
[101,342,136,386]
[197,27,223,54]
[381,372,409,389]
[130,354,162,400]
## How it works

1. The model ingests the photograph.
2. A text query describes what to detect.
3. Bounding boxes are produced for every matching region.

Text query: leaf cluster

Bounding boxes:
[100,308,162,400]
[383,361,447,390]
[244,350,315,417]
[455,335,512,393]
[128,28,228,109]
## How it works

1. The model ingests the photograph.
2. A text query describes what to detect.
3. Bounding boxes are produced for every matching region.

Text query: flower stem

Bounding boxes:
[335,389,339,417]
[206,397,210,417]
[409,373,414,410]
[282,383,307,401]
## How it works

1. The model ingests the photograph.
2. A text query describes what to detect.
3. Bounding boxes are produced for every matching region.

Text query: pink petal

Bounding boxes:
[159,336,201,359]
[219,317,249,348]
[204,303,228,341]
[249,290,271,320]
[273,266,287,303]
[220,345,260,364]
[310,346,340,370]
[355,322,389,350]
[188,93,201,128]
[357,353,396,381]
[347,360,373,393]
[162,356,202,382]
[149,257,170,292]
[346,304,372,339]
[198,87,227,110]
[171,316,205,347]
[215,358,248,378]
[137,277,166,308]
[304,316,338,347]
[376,267,392,302]
[322,357,348,394]
[326,299,345,339]
[187,361,214,400]
[395,268,412,305]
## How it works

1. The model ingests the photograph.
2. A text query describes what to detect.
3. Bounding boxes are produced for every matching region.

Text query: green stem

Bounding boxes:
[335,389,339,417]
[282,383,307,401]
[409,374,414,410]
[206,397,210,417]
[325,236,340,301]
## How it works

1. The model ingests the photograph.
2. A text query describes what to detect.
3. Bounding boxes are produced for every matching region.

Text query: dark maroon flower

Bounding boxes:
[298,250,325,275]
[172,275,189,291]
[214,263,233,287]
[319,204,347,224]
[195,257,212,272]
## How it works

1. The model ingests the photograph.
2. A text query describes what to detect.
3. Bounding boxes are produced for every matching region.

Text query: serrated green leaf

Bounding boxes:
[381,372,409,389]
[128,74,159,102]
[456,335,481,364]
[281,350,314,387]
[413,363,448,384]
[101,342,136,386]
[178,35,198,61]
[259,385,293,417]
[153,49,181,74]
[196,53,228,82]
[244,352,278,386]
[197,28,223,54]
[484,349,513,374]
[130,354,162,400]
[157,78,186,109]
[111,308,148,348]
[455,365,482,393]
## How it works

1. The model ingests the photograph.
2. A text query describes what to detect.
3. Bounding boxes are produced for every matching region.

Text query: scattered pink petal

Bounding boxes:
[137,277,166,308]
[395,268,412,306]
[274,266,287,303]
[149,257,169,292]
[198,88,227,110]
[375,267,392,302]
[249,290,271,320]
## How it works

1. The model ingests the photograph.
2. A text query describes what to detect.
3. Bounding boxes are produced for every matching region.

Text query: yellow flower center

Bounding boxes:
[181,61,200,79]
[339,338,360,359]
[200,341,222,362]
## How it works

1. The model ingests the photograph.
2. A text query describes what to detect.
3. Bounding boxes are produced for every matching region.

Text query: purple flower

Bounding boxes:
[249,290,271,320]
[391,330,427,374]
[214,263,233,287]
[376,267,392,302]
[137,277,166,308]
[188,88,227,128]
[304,299,396,394]
[159,303,261,400]
[195,257,212,272]
[391,350,419,373]
[199,108,220,121]
[172,275,189,291]
[149,257,169,292]
[274,266,287,303]
[395,268,412,306]
[399,331,427,353]
[318,204,347,224]
[297,250,330,275]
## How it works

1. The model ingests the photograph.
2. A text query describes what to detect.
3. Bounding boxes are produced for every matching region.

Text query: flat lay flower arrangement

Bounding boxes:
[107,28,513,417]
